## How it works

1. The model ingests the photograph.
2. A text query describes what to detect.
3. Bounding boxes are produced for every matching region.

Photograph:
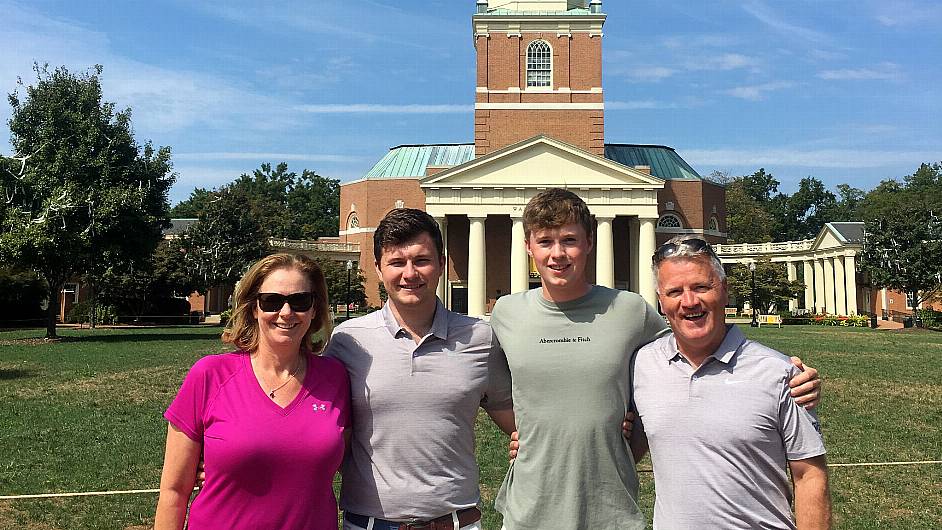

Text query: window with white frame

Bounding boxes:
[347,213,360,229]
[657,213,683,229]
[709,216,719,232]
[526,40,552,88]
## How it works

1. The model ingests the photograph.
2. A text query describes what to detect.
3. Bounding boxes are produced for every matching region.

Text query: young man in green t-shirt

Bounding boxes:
[491,188,821,529]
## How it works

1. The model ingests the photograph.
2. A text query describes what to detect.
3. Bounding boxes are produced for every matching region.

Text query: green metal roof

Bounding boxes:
[604,144,703,180]
[361,143,702,180]
[362,144,476,179]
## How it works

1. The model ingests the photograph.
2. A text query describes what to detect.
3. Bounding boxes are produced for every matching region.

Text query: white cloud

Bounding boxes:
[872,1,942,26]
[683,147,941,169]
[723,81,795,101]
[295,104,472,114]
[817,62,903,81]
[624,66,677,81]
[740,1,832,44]
[690,53,759,72]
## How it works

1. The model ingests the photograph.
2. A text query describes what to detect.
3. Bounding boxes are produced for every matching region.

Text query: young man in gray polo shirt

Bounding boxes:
[325,208,515,530]
[493,189,821,530]
[631,235,831,529]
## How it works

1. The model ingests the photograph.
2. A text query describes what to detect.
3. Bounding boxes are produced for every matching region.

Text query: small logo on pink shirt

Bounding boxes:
[313,403,327,412]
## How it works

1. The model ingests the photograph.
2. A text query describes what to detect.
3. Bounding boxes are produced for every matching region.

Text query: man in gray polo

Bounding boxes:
[325,208,515,530]
[631,235,831,529]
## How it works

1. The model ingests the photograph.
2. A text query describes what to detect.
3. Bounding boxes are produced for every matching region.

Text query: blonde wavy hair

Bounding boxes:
[222,253,332,354]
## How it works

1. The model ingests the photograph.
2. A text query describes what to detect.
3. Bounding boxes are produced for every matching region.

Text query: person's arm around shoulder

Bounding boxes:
[788,357,822,409]
[789,455,832,530]
[154,424,201,530]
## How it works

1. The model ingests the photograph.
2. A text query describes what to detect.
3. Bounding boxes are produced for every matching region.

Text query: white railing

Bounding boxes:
[714,240,813,255]
[269,238,360,253]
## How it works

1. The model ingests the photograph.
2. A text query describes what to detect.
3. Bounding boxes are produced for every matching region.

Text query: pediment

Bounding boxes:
[421,135,664,189]
[812,224,846,251]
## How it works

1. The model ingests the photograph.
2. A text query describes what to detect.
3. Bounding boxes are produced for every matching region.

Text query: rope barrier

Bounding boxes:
[2,461,940,500]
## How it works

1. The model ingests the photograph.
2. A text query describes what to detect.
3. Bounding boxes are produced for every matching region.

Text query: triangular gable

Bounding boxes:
[812,223,861,251]
[421,135,664,188]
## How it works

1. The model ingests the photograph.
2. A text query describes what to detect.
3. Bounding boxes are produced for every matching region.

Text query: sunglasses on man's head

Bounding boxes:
[653,237,717,264]
[256,292,315,313]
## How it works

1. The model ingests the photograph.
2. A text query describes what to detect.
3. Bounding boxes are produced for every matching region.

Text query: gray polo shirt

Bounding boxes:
[631,325,826,530]
[324,301,513,521]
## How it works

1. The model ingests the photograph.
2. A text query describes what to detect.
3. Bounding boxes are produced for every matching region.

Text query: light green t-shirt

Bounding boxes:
[490,286,668,530]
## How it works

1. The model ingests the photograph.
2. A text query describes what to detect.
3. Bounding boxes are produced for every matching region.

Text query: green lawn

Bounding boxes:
[1,325,940,529]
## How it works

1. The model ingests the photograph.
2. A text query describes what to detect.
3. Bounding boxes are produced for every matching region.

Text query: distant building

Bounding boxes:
[715,222,940,318]
[339,0,726,316]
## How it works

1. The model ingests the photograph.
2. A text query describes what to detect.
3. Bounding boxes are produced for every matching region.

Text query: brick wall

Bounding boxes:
[474,32,604,155]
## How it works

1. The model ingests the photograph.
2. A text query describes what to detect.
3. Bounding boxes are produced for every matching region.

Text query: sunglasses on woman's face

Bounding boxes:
[256,292,315,313]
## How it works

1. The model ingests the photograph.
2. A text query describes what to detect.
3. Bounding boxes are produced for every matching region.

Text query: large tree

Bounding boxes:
[727,260,805,314]
[0,64,174,338]
[173,162,341,240]
[179,187,269,313]
[860,163,942,319]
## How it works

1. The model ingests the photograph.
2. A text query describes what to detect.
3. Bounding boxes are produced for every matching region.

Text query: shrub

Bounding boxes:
[67,300,118,325]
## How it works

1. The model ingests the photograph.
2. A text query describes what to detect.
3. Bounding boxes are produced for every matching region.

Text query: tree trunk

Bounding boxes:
[46,286,60,339]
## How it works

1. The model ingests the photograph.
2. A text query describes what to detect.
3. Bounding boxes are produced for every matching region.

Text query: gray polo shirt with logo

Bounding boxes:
[324,300,513,521]
[631,325,826,530]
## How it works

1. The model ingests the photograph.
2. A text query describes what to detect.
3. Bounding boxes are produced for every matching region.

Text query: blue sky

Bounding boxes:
[2,0,940,205]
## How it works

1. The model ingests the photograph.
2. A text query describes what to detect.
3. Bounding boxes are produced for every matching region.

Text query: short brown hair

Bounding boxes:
[222,253,332,354]
[523,188,594,239]
[373,208,444,264]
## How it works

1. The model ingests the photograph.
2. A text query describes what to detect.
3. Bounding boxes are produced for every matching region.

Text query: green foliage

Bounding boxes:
[168,187,212,218]
[860,162,942,312]
[316,258,366,309]
[172,162,341,239]
[378,282,388,305]
[66,300,118,325]
[726,260,805,313]
[179,187,270,296]
[915,308,942,329]
[0,64,175,337]
[809,313,870,327]
[723,168,866,243]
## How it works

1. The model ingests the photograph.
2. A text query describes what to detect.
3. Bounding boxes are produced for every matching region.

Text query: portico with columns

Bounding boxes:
[715,222,866,316]
[422,135,663,316]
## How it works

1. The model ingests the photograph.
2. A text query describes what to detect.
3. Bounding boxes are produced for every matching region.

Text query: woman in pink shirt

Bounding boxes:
[155,253,350,530]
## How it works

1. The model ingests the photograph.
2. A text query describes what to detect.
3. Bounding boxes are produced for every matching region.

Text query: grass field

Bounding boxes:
[1,324,940,529]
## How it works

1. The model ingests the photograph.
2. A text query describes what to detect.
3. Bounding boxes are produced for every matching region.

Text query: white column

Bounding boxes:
[510,216,529,293]
[845,254,858,316]
[468,216,487,317]
[786,261,798,312]
[823,257,836,314]
[834,254,847,315]
[435,216,448,304]
[881,288,888,319]
[803,260,814,311]
[629,217,640,293]
[595,216,615,288]
[638,218,658,308]
[813,258,825,313]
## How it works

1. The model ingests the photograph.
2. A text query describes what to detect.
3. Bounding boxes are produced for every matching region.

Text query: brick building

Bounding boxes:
[340,0,726,316]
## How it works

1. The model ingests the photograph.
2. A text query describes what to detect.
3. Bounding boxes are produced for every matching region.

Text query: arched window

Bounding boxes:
[709,216,719,232]
[657,213,683,229]
[526,40,552,88]
[347,213,360,230]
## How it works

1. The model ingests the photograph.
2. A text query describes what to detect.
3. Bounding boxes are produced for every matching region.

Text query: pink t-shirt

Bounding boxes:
[165,351,350,530]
